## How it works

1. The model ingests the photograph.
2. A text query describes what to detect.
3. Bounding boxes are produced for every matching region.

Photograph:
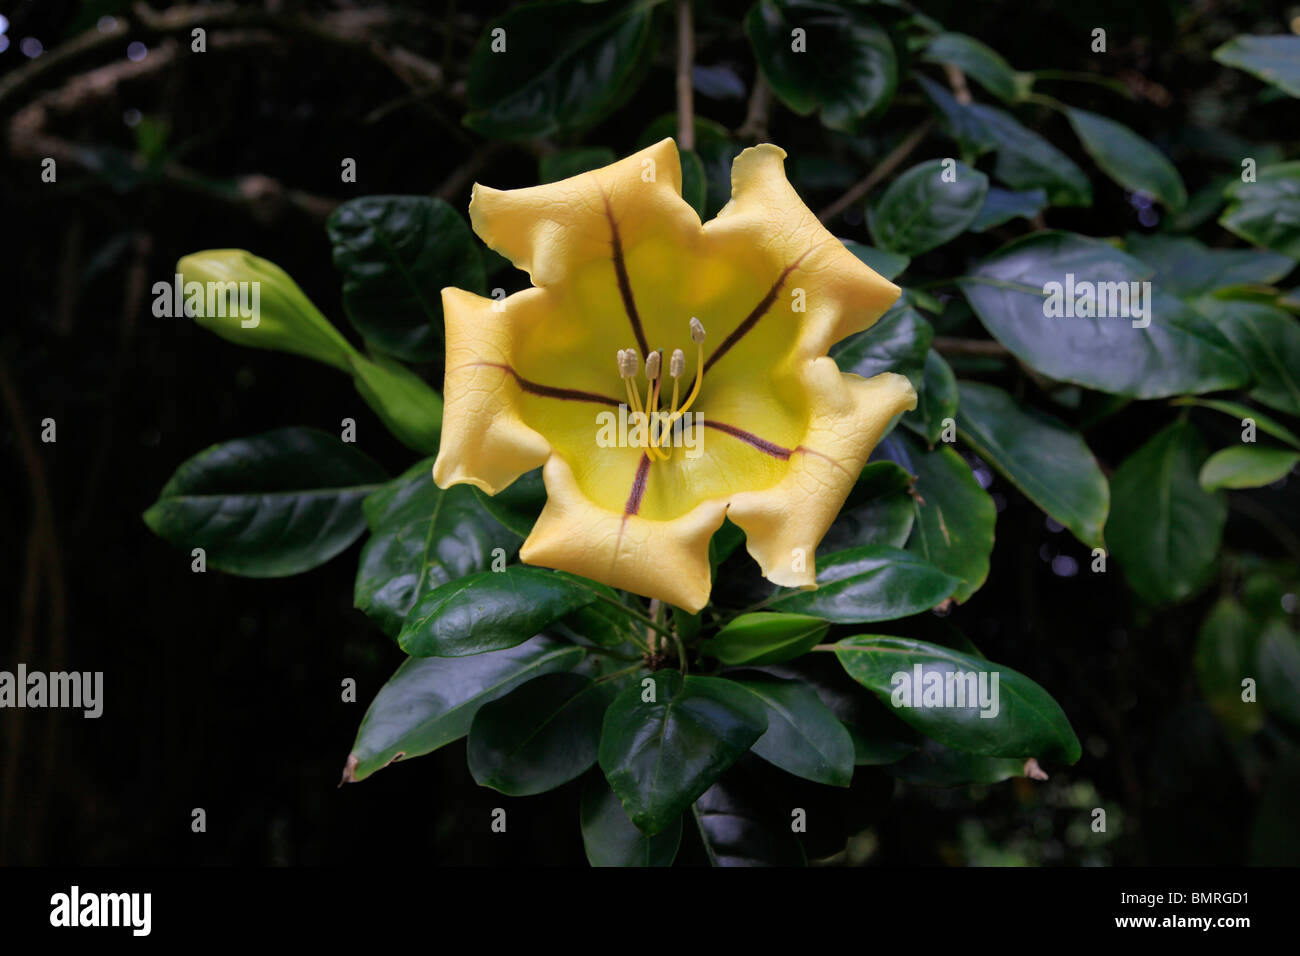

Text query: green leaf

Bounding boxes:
[1198,301,1300,415]
[841,239,910,281]
[1125,233,1294,298]
[767,545,960,622]
[328,196,484,362]
[637,115,740,218]
[886,738,1028,786]
[464,0,656,140]
[821,460,916,552]
[960,231,1250,397]
[398,566,599,657]
[1221,162,1300,258]
[1064,108,1186,211]
[879,432,996,604]
[678,148,708,217]
[143,428,385,577]
[869,159,989,256]
[1214,34,1300,99]
[745,0,897,132]
[344,636,587,782]
[831,303,933,390]
[354,460,520,638]
[598,671,768,834]
[970,187,1048,232]
[1258,622,1300,733]
[472,468,547,538]
[921,32,1031,104]
[1107,420,1225,605]
[1199,445,1299,491]
[1194,598,1264,736]
[902,349,958,447]
[969,103,1091,206]
[347,352,443,454]
[700,613,828,666]
[1172,398,1300,452]
[692,768,807,866]
[730,673,855,786]
[835,636,1081,763]
[955,381,1109,549]
[468,673,616,795]
[580,777,682,867]
[539,147,617,183]
[916,74,997,163]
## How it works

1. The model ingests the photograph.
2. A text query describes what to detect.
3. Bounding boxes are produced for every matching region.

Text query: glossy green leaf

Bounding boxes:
[328,196,484,362]
[921,32,1031,104]
[1107,420,1225,605]
[1214,34,1300,99]
[1125,233,1294,298]
[831,303,933,390]
[344,637,587,782]
[903,350,958,447]
[916,74,997,163]
[143,428,385,577]
[347,351,443,454]
[355,460,520,637]
[468,673,616,795]
[821,460,916,552]
[637,115,740,218]
[464,0,656,139]
[969,103,1091,206]
[960,232,1250,397]
[745,0,897,131]
[869,159,989,256]
[598,671,768,834]
[678,148,708,218]
[956,381,1109,549]
[879,432,996,604]
[731,673,855,786]
[473,468,546,538]
[886,738,1028,787]
[399,566,599,657]
[539,147,617,184]
[700,613,828,666]
[835,636,1081,763]
[1199,445,1299,491]
[1065,108,1187,211]
[1220,162,1300,258]
[1173,398,1300,452]
[580,776,681,867]
[841,239,910,281]
[768,545,959,622]
[970,187,1048,232]
[692,768,806,866]
[1258,622,1300,733]
[1194,598,1264,736]
[1198,301,1300,415]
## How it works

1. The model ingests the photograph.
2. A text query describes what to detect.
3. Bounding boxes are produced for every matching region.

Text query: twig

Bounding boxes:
[817,118,934,224]
[943,63,972,105]
[434,141,507,201]
[676,0,695,150]
[735,73,771,141]
[932,336,1011,358]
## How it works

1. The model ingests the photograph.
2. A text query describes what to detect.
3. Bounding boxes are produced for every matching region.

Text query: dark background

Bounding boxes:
[2,0,1297,866]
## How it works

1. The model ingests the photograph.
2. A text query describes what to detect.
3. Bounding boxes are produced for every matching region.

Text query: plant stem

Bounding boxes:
[584,587,675,640]
[817,118,934,224]
[595,663,648,684]
[676,0,695,150]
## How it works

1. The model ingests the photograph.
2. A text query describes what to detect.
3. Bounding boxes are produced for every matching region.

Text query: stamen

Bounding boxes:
[643,350,668,461]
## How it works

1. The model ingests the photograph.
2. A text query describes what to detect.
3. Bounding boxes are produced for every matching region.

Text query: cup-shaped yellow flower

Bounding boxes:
[433,139,916,612]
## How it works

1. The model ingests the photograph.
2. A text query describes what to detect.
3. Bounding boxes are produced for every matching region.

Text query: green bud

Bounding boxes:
[349,352,443,454]
[175,250,357,371]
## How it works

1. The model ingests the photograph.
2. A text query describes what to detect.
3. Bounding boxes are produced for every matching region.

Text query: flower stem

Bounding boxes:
[584,587,675,640]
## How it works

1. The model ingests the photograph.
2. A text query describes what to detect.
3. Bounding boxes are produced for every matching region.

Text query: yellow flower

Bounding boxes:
[433,139,915,612]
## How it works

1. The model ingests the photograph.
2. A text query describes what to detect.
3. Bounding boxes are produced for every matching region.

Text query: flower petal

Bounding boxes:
[726,365,917,589]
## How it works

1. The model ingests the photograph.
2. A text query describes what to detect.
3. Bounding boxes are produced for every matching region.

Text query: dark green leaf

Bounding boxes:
[869,159,989,256]
[473,467,547,538]
[902,349,958,447]
[1258,622,1300,733]
[700,613,828,666]
[745,0,897,131]
[835,636,1081,762]
[841,239,910,281]
[969,103,1091,206]
[1065,108,1186,211]
[1125,233,1294,298]
[1199,301,1300,415]
[1173,397,1300,452]
[143,428,385,577]
[328,196,483,362]
[468,673,616,795]
[692,766,807,866]
[599,671,768,834]
[831,303,933,390]
[886,738,1028,786]
[916,74,996,163]
[344,636,587,782]
[1220,162,1300,257]
[921,32,1030,104]
[580,776,681,866]
[768,545,959,622]
[464,0,656,140]
[539,147,617,184]
[1107,420,1225,605]
[637,115,740,218]
[355,460,520,638]
[960,231,1250,397]
[970,187,1048,232]
[679,148,708,217]
[956,381,1109,549]
[730,672,855,786]
[1199,445,1299,491]
[1214,34,1300,99]
[1194,598,1264,736]
[398,566,599,657]
[821,460,916,552]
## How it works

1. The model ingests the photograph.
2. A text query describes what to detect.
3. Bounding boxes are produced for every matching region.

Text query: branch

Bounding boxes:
[932,336,1011,358]
[676,0,695,150]
[736,73,772,141]
[817,118,934,224]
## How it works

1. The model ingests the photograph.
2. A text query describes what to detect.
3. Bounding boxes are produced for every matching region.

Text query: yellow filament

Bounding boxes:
[644,375,669,461]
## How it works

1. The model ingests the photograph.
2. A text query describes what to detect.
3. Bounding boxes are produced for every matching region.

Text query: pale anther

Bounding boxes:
[645,350,661,380]
[690,317,706,343]
[669,348,685,378]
